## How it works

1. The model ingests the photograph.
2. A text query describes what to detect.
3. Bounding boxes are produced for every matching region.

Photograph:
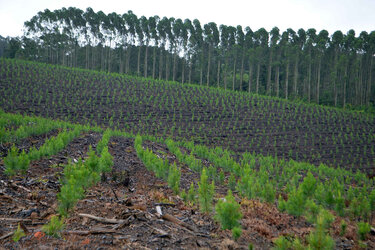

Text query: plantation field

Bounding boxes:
[0,110,374,249]
[1,59,375,249]
[1,59,374,174]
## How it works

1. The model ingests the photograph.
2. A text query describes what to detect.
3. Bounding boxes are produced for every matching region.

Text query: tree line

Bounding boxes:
[5,7,375,108]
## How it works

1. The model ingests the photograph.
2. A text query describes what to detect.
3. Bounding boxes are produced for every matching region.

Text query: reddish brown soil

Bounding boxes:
[1,133,373,249]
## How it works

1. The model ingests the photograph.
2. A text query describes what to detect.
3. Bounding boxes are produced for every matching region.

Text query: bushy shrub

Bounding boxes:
[42,215,65,238]
[198,168,215,213]
[4,145,30,176]
[357,221,371,240]
[285,187,305,216]
[300,172,317,198]
[57,177,84,216]
[214,190,242,230]
[168,163,181,194]
[307,209,335,250]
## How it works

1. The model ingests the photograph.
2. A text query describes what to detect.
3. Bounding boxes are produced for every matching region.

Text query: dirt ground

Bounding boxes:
[0,133,374,249]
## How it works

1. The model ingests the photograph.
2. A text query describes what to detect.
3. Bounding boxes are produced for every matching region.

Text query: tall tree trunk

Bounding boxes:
[240,53,245,91]
[188,60,192,84]
[217,60,221,88]
[108,45,111,73]
[224,56,228,90]
[232,58,237,91]
[343,62,348,108]
[285,61,290,99]
[137,46,141,76]
[293,52,299,97]
[172,53,177,82]
[248,62,253,93]
[206,45,211,87]
[166,53,170,80]
[256,63,260,94]
[367,56,373,105]
[200,65,203,85]
[126,46,131,74]
[152,47,156,79]
[181,59,185,84]
[159,49,163,80]
[119,48,123,74]
[275,65,280,97]
[316,58,321,104]
[144,46,148,78]
[267,49,273,95]
[333,50,338,107]
[101,46,105,71]
[307,55,312,102]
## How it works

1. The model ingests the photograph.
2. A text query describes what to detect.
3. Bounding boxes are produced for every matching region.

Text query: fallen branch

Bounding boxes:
[10,182,31,193]
[0,218,32,223]
[162,214,197,232]
[154,202,176,207]
[0,232,14,240]
[64,228,121,235]
[78,213,127,224]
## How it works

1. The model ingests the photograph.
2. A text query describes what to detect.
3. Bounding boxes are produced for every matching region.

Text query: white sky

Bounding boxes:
[0,0,374,38]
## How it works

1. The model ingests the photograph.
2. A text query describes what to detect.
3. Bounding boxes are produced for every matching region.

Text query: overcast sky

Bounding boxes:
[0,0,374,38]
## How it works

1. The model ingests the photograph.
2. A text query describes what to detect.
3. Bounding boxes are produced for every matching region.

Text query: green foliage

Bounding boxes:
[228,173,237,191]
[261,181,275,203]
[12,223,26,242]
[340,220,347,236]
[198,168,215,213]
[187,182,196,204]
[307,209,335,250]
[273,236,292,250]
[86,146,100,172]
[57,177,85,216]
[214,190,242,230]
[278,195,287,212]
[304,199,320,224]
[300,172,317,198]
[357,221,371,241]
[232,226,242,241]
[285,187,305,217]
[4,145,30,176]
[168,163,181,195]
[99,146,113,173]
[42,215,65,238]
[96,129,111,154]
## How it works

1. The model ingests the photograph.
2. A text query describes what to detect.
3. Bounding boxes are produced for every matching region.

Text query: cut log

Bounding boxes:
[161,214,196,232]
[78,213,127,224]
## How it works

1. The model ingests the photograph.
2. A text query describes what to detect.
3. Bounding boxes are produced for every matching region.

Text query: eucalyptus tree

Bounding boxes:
[293,28,306,98]
[219,24,229,89]
[254,28,268,94]
[180,19,188,83]
[244,27,254,93]
[331,30,344,106]
[134,14,143,76]
[124,11,137,74]
[236,25,245,91]
[184,18,195,83]
[227,25,237,91]
[316,29,329,104]
[172,18,184,82]
[204,22,219,86]
[344,29,358,106]
[148,15,159,79]
[280,30,291,99]
[193,19,204,85]
[157,17,168,79]
[140,16,150,78]
[268,27,280,95]
[306,28,317,102]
